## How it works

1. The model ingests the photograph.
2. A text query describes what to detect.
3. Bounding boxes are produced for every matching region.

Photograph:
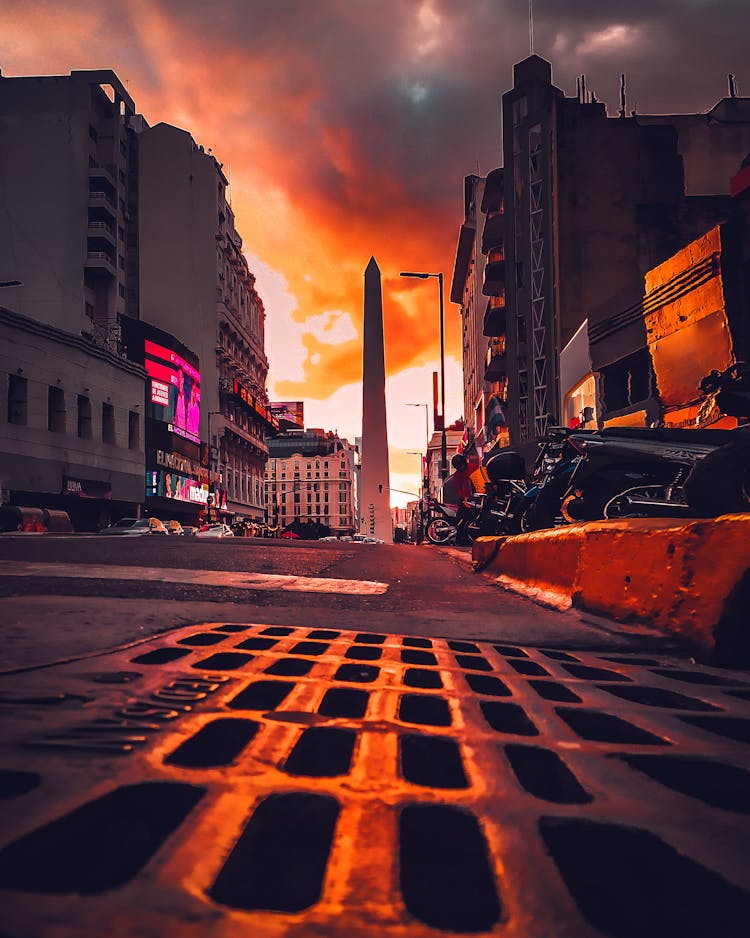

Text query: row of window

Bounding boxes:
[5,375,140,449]
[265,481,349,492]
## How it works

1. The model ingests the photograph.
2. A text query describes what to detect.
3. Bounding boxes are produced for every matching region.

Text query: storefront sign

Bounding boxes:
[232,379,279,431]
[62,476,112,499]
[147,470,209,504]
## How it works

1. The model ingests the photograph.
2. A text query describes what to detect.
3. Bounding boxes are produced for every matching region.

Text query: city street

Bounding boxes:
[1,536,749,936]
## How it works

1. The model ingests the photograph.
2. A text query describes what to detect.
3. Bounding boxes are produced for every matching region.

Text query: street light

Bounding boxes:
[400,271,447,480]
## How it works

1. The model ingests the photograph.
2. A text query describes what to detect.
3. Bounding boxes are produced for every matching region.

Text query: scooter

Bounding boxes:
[561,363,750,521]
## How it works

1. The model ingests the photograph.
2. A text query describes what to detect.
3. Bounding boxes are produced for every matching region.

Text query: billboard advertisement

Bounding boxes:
[146,470,209,504]
[145,340,201,444]
[269,401,305,430]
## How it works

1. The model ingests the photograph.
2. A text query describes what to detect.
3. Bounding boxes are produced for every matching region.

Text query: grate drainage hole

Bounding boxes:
[265,658,314,677]
[211,624,250,633]
[466,673,512,697]
[165,719,259,768]
[131,647,191,665]
[0,782,204,893]
[539,817,750,937]
[228,681,294,711]
[615,754,750,813]
[401,650,437,666]
[448,640,480,654]
[556,708,667,745]
[177,633,227,646]
[504,745,591,804]
[284,727,356,777]
[399,694,452,727]
[307,629,340,639]
[598,684,720,712]
[402,637,433,648]
[235,637,278,651]
[480,701,538,736]
[334,664,380,683]
[651,668,746,687]
[318,688,369,719]
[260,627,295,636]
[354,633,386,644]
[403,668,443,689]
[508,659,550,677]
[401,735,468,789]
[563,664,631,682]
[345,645,382,661]
[399,804,501,932]
[290,641,330,656]
[493,644,528,658]
[528,680,581,703]
[455,654,493,672]
[210,793,339,913]
[191,652,253,671]
[0,770,41,799]
[679,715,750,744]
[541,650,580,662]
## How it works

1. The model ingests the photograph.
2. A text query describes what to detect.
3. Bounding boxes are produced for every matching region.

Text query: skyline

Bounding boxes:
[3,0,749,505]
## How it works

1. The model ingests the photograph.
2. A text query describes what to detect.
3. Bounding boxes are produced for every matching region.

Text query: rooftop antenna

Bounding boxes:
[728,74,738,98]
[620,73,627,117]
[528,0,534,55]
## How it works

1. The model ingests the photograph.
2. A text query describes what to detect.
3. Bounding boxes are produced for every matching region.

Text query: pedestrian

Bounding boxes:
[442,453,475,544]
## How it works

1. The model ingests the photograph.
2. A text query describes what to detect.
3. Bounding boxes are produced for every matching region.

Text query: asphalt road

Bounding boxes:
[0,534,672,672]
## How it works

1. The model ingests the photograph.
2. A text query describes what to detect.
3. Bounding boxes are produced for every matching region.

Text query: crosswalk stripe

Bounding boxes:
[0,561,389,596]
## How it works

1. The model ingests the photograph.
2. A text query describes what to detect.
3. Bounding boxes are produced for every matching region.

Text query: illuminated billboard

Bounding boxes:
[269,401,305,430]
[146,470,209,504]
[145,339,201,444]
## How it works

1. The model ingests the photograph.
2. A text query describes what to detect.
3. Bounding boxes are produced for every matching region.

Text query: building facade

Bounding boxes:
[265,430,358,536]
[138,122,273,524]
[500,55,750,458]
[0,306,145,530]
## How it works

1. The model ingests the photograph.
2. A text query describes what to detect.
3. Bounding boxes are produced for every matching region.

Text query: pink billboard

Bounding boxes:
[145,340,201,444]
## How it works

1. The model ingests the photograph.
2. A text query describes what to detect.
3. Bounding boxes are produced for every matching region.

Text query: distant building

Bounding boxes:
[138,122,275,523]
[265,429,358,535]
[500,55,750,458]
[425,423,464,502]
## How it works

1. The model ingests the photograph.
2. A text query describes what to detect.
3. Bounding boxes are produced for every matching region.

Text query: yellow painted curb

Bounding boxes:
[473,514,750,656]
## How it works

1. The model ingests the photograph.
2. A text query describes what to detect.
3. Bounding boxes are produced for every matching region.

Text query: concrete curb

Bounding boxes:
[472,514,750,660]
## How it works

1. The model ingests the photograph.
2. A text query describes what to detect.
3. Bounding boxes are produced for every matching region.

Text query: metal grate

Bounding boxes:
[1,622,749,936]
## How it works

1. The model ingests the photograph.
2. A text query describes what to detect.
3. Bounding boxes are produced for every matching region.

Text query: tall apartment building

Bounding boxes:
[265,429,358,536]
[138,123,274,523]
[0,70,145,528]
[500,55,750,456]
[450,169,510,459]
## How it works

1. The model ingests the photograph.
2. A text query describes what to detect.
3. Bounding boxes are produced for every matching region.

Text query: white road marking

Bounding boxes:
[0,561,388,595]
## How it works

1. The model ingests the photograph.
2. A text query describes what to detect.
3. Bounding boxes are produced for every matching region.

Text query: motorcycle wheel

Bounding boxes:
[425,517,456,545]
[684,439,750,516]
[603,485,666,519]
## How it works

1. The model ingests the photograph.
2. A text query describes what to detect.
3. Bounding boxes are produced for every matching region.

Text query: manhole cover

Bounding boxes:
[1,622,749,936]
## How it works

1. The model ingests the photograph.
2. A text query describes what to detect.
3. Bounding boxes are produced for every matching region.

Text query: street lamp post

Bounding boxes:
[400,271,447,480]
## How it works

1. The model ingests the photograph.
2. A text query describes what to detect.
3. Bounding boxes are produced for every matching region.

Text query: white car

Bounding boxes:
[195,523,234,539]
[352,534,384,543]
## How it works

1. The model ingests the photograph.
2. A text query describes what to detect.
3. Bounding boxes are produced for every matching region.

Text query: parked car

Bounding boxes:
[167,520,185,536]
[182,525,199,536]
[280,530,301,539]
[124,518,168,536]
[195,523,234,539]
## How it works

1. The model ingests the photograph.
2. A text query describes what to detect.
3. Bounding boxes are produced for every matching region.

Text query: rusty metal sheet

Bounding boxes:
[1,622,749,937]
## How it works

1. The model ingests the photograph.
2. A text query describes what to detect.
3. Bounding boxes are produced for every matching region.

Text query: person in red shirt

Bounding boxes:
[442,454,475,543]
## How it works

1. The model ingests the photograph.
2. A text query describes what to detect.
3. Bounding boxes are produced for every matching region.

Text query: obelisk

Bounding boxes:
[360,257,393,542]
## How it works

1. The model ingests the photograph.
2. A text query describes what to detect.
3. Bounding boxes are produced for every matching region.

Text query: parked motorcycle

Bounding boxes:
[562,363,750,521]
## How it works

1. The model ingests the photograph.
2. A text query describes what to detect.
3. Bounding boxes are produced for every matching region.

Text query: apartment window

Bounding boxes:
[102,402,115,445]
[85,302,95,320]
[48,386,66,433]
[119,255,125,270]
[77,395,92,438]
[120,141,127,157]
[8,375,28,425]
[119,170,126,186]
[89,124,98,142]
[118,284,126,298]
[118,226,125,242]
[128,411,140,449]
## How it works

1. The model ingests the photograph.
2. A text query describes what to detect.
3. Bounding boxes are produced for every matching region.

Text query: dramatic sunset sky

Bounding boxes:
[3,0,748,504]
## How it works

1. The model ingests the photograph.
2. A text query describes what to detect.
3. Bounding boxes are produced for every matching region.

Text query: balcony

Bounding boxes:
[482,256,506,296]
[481,213,505,254]
[87,220,116,245]
[85,250,116,277]
[88,190,116,216]
[485,340,507,382]
[483,296,507,337]
[88,164,117,189]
